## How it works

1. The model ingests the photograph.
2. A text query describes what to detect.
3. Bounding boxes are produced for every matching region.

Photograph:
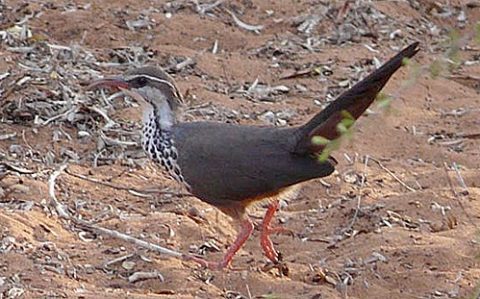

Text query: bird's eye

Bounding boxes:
[131,76,148,87]
[137,77,148,86]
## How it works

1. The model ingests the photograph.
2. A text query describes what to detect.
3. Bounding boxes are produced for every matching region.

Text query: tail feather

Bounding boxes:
[293,42,420,155]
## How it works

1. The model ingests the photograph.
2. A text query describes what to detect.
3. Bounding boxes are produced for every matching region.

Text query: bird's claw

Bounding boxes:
[261,259,289,277]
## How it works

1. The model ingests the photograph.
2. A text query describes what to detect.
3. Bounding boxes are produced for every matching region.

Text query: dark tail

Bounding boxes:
[293,42,420,155]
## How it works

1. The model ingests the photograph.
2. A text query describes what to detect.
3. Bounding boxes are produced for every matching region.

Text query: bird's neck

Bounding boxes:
[142,107,173,162]
[141,106,189,189]
[142,102,176,132]
[141,105,174,156]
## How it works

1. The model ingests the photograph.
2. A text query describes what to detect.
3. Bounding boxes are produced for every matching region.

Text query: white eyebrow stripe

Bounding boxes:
[126,73,184,105]
[126,74,176,90]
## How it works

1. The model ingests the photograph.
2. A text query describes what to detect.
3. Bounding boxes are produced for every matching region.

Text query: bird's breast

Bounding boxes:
[142,116,190,190]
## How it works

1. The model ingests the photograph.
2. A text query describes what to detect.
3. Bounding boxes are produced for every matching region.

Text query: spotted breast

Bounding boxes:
[142,113,189,189]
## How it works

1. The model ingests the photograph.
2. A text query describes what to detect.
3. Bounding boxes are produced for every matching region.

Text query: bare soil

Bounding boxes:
[1,1,480,298]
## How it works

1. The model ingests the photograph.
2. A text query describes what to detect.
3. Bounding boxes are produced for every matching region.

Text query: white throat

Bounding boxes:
[138,86,175,131]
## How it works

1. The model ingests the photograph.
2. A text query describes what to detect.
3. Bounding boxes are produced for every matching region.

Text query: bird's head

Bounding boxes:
[88,66,184,112]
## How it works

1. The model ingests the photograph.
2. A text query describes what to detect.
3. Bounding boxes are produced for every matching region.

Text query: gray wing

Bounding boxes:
[172,122,334,206]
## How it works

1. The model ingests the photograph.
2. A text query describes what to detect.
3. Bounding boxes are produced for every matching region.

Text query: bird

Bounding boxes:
[89,42,420,270]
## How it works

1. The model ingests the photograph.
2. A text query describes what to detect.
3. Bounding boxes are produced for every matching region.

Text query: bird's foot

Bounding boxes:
[260,225,295,263]
[260,228,280,264]
[260,200,295,264]
[261,258,289,277]
[183,218,254,271]
[182,254,229,270]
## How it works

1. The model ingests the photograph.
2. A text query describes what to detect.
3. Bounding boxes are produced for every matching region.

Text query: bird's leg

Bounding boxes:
[260,200,293,264]
[183,218,254,270]
[213,218,254,269]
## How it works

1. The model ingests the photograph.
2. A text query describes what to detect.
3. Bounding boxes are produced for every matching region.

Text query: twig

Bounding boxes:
[128,271,164,283]
[453,162,469,195]
[447,74,480,81]
[443,162,458,197]
[444,162,478,230]
[246,284,253,299]
[457,132,480,139]
[370,157,416,192]
[21,130,35,153]
[87,106,117,129]
[48,164,70,219]
[346,155,369,231]
[100,132,137,147]
[74,218,183,258]
[42,107,77,126]
[103,253,135,269]
[47,165,185,260]
[225,9,264,33]
[174,57,196,72]
[64,169,192,198]
[195,0,224,15]
[221,60,233,91]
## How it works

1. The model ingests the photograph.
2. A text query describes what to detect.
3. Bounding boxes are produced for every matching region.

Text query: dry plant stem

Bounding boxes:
[103,253,134,269]
[443,162,458,197]
[42,107,77,126]
[453,162,469,195]
[444,162,478,230]
[48,164,70,219]
[65,169,192,197]
[74,217,183,258]
[48,165,184,260]
[346,155,369,231]
[128,271,164,283]
[447,74,480,81]
[87,106,117,129]
[246,284,253,299]
[370,157,416,192]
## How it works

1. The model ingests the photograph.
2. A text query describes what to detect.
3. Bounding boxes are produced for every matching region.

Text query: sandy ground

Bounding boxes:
[1,0,480,298]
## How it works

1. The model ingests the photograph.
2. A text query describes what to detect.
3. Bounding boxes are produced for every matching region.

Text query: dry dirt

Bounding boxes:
[1,0,480,298]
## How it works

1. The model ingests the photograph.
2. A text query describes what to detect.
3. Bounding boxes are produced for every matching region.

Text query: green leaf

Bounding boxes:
[341,117,354,129]
[312,136,330,145]
[429,59,443,78]
[340,110,354,120]
[377,97,392,109]
[448,29,461,45]
[317,138,341,162]
[401,57,410,66]
[318,149,330,162]
[375,92,389,102]
[336,122,348,134]
[378,98,392,109]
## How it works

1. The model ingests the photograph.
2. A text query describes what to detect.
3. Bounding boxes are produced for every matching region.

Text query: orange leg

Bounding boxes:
[183,218,254,270]
[260,200,289,264]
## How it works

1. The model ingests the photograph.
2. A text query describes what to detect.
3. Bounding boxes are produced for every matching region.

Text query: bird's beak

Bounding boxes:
[87,77,130,91]
[87,76,149,106]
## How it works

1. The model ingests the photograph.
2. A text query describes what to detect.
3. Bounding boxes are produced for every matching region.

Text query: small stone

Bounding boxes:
[122,261,136,270]
[84,264,95,274]
[276,118,287,126]
[259,111,276,124]
[338,79,350,88]
[77,131,90,138]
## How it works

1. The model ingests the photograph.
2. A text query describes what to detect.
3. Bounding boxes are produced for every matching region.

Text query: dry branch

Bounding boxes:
[370,157,416,192]
[48,164,70,219]
[64,169,192,198]
[346,155,369,231]
[47,164,184,261]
